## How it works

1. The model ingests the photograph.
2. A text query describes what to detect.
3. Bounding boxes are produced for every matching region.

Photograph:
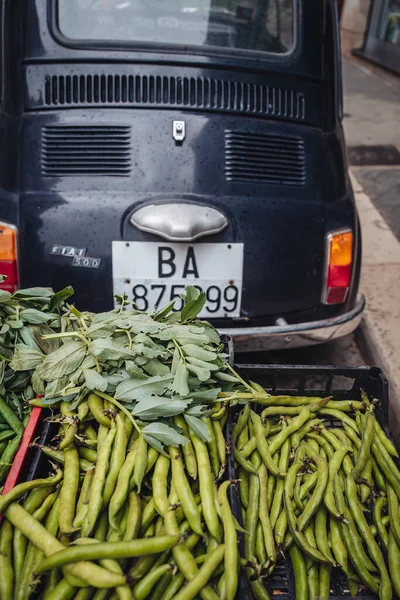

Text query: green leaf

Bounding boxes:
[44,376,69,399]
[186,356,219,371]
[0,289,12,304]
[182,344,217,362]
[0,360,5,388]
[184,414,211,442]
[49,286,74,311]
[31,325,62,354]
[84,369,108,392]
[131,396,191,420]
[154,325,208,343]
[189,388,221,402]
[9,320,23,329]
[142,423,188,447]
[10,345,44,372]
[171,346,180,375]
[154,301,175,322]
[142,359,170,377]
[186,363,210,382]
[202,325,221,345]
[115,374,174,401]
[183,285,200,305]
[142,433,169,457]
[35,341,87,382]
[32,370,45,395]
[6,371,31,392]
[18,327,42,352]
[13,287,53,299]
[185,404,214,417]
[172,359,189,397]
[20,309,54,325]
[116,315,163,335]
[89,338,127,361]
[125,361,148,379]
[181,291,206,323]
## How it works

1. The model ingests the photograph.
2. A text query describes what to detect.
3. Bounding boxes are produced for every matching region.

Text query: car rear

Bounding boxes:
[0,0,363,348]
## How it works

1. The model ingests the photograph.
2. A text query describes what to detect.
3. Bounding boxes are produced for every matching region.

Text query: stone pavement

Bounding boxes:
[343,57,400,438]
[343,57,400,147]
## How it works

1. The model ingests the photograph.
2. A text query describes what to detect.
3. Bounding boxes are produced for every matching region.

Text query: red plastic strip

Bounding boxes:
[1,406,42,504]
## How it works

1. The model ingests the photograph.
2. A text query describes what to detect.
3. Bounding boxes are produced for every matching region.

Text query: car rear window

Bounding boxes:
[56,0,295,57]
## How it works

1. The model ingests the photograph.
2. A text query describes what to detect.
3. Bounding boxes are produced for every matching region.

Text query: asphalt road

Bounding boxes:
[236,331,368,367]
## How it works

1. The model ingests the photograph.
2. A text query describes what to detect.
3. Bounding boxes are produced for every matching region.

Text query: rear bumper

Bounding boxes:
[219,296,366,352]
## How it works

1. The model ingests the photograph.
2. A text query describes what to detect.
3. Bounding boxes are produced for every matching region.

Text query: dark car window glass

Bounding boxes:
[57,0,294,55]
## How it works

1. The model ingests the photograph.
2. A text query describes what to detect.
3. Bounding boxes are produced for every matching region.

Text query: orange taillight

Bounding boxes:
[323,230,353,305]
[0,223,19,292]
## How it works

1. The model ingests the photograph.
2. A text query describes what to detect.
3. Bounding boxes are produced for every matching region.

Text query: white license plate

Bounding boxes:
[112,242,244,318]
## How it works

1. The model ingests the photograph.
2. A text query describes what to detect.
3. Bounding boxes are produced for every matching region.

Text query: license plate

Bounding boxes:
[112,242,244,318]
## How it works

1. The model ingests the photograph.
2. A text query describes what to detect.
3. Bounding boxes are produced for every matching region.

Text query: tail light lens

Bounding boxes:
[322,230,353,305]
[0,222,19,293]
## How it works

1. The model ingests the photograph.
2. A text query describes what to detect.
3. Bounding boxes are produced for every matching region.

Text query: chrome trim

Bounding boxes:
[219,296,365,352]
[130,203,228,242]
[321,228,353,305]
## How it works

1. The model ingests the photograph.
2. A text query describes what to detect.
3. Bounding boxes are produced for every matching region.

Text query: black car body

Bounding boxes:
[0,0,364,350]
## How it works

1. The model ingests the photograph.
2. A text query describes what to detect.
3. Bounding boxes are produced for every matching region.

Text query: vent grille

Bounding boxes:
[225,131,306,186]
[44,74,305,121]
[42,126,131,176]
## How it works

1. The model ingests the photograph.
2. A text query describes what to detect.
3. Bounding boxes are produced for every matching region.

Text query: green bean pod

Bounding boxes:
[5,503,127,589]
[103,413,127,505]
[352,409,374,480]
[174,415,197,480]
[388,529,400,598]
[258,464,276,573]
[251,411,284,477]
[345,475,391,600]
[171,545,225,600]
[289,545,308,600]
[59,444,80,534]
[297,453,329,532]
[0,519,14,600]
[108,438,138,531]
[233,405,250,444]
[133,434,148,493]
[218,481,239,600]
[190,432,220,540]
[284,463,331,564]
[387,484,400,547]
[82,427,116,537]
[373,495,389,551]
[88,393,112,428]
[319,564,332,600]
[269,435,290,528]
[245,452,261,574]
[170,446,203,536]
[124,491,142,541]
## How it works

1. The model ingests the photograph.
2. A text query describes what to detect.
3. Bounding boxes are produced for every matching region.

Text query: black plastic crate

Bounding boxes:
[226,364,393,600]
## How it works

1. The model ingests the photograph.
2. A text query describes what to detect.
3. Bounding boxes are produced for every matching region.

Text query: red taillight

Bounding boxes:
[322,230,353,305]
[0,223,19,293]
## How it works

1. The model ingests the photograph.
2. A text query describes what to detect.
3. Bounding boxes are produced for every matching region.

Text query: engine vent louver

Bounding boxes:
[225,131,306,186]
[41,125,131,177]
[44,74,305,121]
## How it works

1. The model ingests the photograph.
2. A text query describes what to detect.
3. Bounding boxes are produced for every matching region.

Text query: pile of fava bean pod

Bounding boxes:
[0,392,239,600]
[233,386,400,600]
[1,387,400,600]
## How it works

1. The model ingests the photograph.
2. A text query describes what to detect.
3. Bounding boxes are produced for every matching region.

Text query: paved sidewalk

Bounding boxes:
[343,57,400,147]
[351,170,400,439]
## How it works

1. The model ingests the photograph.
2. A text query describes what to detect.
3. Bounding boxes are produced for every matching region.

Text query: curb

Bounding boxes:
[350,169,400,440]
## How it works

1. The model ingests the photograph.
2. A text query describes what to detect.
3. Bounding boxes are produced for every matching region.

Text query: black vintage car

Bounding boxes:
[0,0,364,350]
